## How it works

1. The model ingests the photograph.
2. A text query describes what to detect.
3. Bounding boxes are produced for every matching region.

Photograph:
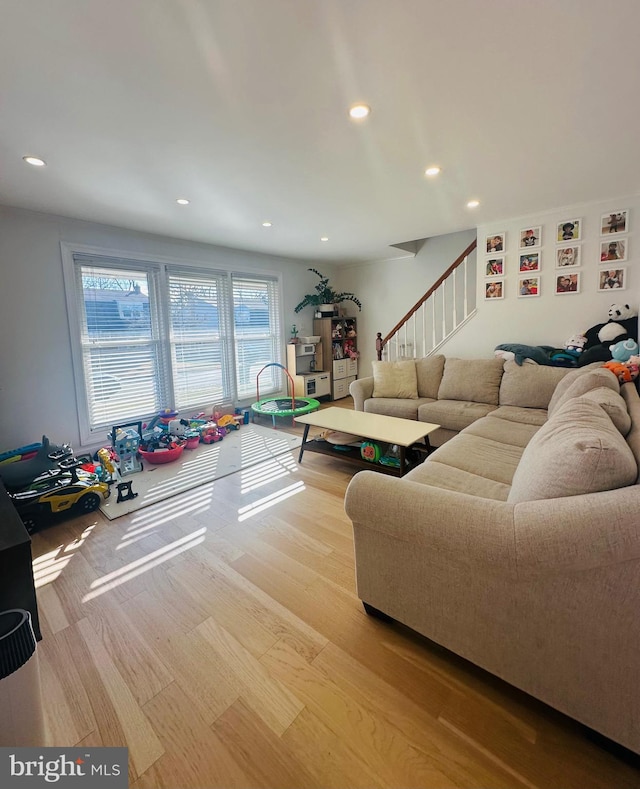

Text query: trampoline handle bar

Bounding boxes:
[255,362,295,412]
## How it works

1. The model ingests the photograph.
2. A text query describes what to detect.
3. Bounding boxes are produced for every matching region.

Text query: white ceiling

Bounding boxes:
[1,0,639,264]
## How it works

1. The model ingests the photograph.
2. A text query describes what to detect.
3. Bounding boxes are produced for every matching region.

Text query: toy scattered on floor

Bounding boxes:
[217,414,240,431]
[200,422,225,443]
[116,480,138,503]
[8,457,110,533]
[0,436,73,492]
[110,422,143,476]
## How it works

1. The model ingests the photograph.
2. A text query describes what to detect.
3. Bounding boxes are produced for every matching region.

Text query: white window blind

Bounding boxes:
[167,270,231,411]
[232,274,282,400]
[74,261,167,431]
[68,250,284,442]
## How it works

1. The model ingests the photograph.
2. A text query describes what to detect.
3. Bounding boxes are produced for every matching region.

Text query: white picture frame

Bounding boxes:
[556,218,582,242]
[485,232,506,254]
[600,209,628,236]
[519,226,542,249]
[600,238,628,264]
[555,272,580,294]
[519,251,540,273]
[555,246,581,268]
[484,257,504,277]
[517,277,540,298]
[598,268,627,291]
[484,279,504,300]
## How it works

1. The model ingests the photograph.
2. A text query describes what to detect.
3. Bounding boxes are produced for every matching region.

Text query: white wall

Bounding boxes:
[0,205,331,451]
[443,194,639,359]
[332,229,477,377]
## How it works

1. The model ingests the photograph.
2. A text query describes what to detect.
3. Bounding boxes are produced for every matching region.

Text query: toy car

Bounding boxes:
[200,422,225,443]
[9,469,110,533]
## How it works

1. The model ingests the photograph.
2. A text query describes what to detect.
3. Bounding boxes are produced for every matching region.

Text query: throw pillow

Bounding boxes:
[508,396,637,503]
[372,360,418,399]
[415,355,445,399]
[437,357,504,405]
[547,367,619,416]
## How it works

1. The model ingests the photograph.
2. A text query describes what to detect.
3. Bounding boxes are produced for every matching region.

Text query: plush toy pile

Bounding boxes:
[494,303,639,368]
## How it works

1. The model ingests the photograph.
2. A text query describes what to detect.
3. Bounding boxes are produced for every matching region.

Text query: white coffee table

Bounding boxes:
[294,407,439,477]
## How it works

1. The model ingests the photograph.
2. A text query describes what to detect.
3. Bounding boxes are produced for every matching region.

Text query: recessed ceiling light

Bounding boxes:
[262,221,273,227]
[425,166,441,177]
[320,236,329,242]
[23,155,46,167]
[348,104,370,120]
[176,198,190,205]
[467,199,480,208]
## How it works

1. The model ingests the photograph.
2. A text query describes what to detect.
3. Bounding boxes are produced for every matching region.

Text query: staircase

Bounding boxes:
[377,239,477,360]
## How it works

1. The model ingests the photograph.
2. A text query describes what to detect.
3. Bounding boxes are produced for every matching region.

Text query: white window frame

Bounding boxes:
[61,242,285,447]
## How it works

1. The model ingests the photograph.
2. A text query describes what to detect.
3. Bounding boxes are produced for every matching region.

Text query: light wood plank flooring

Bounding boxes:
[30,399,639,788]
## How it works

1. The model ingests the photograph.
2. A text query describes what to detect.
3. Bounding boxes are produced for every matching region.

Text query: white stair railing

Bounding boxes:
[377,239,477,361]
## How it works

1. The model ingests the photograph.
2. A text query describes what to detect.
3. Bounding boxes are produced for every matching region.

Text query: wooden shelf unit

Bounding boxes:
[313,316,358,400]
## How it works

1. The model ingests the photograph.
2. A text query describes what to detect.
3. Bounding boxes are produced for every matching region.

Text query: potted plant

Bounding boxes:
[294,268,362,314]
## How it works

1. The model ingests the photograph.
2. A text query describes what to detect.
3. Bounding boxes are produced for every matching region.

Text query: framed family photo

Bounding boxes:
[556,246,580,268]
[600,210,628,236]
[519,251,540,273]
[484,279,504,300]
[485,257,504,277]
[556,218,581,242]
[519,226,541,249]
[600,238,627,263]
[485,233,506,254]
[555,272,580,294]
[518,277,540,298]
[598,268,626,291]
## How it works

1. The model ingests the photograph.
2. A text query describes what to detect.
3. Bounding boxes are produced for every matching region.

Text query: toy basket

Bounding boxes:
[138,444,184,464]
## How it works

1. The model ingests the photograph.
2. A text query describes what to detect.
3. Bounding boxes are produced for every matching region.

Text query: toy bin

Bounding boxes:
[138,444,184,464]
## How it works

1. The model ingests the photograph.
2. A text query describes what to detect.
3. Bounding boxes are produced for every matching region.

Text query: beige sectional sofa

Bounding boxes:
[345,357,640,754]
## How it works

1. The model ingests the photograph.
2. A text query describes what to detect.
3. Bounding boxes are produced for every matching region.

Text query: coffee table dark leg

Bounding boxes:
[298,424,311,463]
[399,445,406,476]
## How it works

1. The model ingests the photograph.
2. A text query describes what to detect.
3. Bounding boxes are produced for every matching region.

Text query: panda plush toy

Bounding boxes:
[579,303,638,366]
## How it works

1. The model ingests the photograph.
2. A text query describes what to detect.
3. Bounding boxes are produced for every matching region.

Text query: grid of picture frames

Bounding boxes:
[483,208,631,299]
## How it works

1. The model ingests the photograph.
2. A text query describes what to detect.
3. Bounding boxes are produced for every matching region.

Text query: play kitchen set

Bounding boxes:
[286,332,331,399]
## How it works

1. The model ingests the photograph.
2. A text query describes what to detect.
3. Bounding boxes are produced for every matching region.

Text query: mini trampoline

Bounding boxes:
[251,363,320,427]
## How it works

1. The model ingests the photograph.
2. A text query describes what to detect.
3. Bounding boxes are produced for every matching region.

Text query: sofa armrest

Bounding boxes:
[349,376,374,411]
[514,486,640,575]
[344,471,517,573]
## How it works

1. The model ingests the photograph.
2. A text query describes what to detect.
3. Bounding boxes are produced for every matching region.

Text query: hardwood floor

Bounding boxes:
[31,398,639,788]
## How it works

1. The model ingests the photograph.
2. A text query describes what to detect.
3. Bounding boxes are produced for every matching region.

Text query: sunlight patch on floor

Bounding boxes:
[83,528,206,601]
[237,480,305,522]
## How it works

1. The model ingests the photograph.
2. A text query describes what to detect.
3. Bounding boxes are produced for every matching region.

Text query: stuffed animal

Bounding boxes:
[579,303,638,366]
[603,360,640,384]
[168,418,190,437]
[565,334,587,354]
[494,343,555,366]
[610,338,640,362]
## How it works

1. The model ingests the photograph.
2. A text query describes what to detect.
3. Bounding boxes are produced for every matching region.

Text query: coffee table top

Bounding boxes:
[295,407,439,447]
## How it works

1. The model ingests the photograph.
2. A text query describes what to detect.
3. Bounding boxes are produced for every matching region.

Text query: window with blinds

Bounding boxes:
[232,274,282,400]
[69,252,283,442]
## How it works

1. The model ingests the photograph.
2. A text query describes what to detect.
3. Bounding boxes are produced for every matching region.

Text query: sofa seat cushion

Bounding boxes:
[437,357,504,405]
[548,367,620,416]
[499,360,570,409]
[405,460,511,501]
[364,397,434,420]
[372,360,418,398]
[508,396,637,504]
[418,400,498,432]
[490,406,548,426]
[426,432,525,486]
[463,415,541,448]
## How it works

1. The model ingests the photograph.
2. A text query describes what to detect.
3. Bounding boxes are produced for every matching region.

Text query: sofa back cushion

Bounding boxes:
[437,357,504,405]
[372,360,418,399]
[499,360,570,409]
[580,387,632,436]
[415,354,445,399]
[507,396,637,504]
[547,367,619,416]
